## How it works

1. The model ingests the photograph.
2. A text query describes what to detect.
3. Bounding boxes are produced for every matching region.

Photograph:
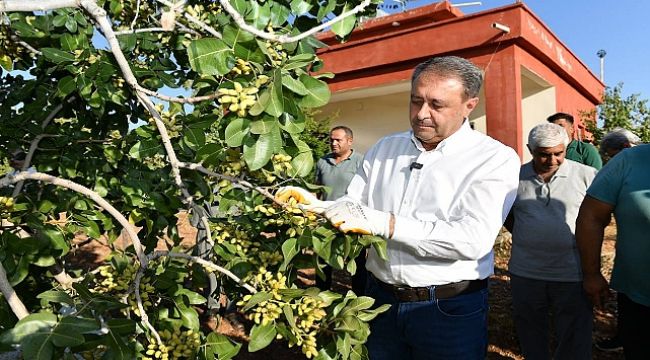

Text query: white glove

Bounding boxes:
[274,186,333,214]
[323,201,391,237]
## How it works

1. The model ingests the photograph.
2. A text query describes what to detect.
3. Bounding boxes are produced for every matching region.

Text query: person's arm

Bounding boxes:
[390,152,520,261]
[575,195,614,308]
[582,142,603,170]
[503,211,514,234]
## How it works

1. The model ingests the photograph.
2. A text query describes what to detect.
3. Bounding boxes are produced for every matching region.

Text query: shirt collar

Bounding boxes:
[410,120,474,154]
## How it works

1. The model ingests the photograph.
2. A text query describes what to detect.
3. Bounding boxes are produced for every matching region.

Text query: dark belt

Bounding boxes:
[374,275,487,302]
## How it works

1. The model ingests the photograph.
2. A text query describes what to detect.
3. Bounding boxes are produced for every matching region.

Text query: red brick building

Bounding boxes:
[316,1,603,161]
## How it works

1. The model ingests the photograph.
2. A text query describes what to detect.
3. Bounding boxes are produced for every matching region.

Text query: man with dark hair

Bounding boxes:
[314,125,364,293]
[277,56,520,359]
[547,112,602,169]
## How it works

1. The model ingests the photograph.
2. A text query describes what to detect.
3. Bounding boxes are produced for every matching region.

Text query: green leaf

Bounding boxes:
[65,17,78,33]
[183,127,206,150]
[41,48,76,64]
[282,74,309,95]
[0,313,56,344]
[331,5,357,38]
[224,118,250,147]
[106,319,136,335]
[128,139,162,160]
[264,69,284,116]
[250,115,277,135]
[289,147,313,177]
[177,302,200,330]
[196,143,222,166]
[317,0,337,21]
[336,333,352,360]
[175,288,207,305]
[279,113,305,134]
[357,304,391,322]
[283,53,315,71]
[222,25,255,47]
[242,292,272,312]
[40,227,69,254]
[60,33,86,51]
[341,297,375,315]
[56,76,76,98]
[290,0,312,15]
[37,290,74,306]
[372,240,388,261]
[280,238,299,272]
[243,134,275,171]
[205,333,241,360]
[299,74,331,107]
[248,323,276,352]
[22,333,53,360]
[187,38,233,76]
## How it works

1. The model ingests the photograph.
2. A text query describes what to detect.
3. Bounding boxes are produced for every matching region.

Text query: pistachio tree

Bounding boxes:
[0,0,390,359]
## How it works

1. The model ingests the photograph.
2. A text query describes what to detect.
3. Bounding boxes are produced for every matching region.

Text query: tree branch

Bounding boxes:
[80,0,194,205]
[0,0,79,12]
[0,262,29,320]
[155,0,221,38]
[135,84,220,104]
[218,0,372,43]
[0,171,148,267]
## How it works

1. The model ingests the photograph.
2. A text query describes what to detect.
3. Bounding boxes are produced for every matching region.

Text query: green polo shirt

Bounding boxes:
[565,140,602,169]
[587,144,650,306]
[315,150,363,201]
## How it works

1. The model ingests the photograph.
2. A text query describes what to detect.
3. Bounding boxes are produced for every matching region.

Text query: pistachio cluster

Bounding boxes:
[0,196,15,213]
[218,82,259,117]
[148,104,182,138]
[238,268,328,359]
[264,26,288,67]
[231,58,252,75]
[262,197,318,238]
[92,264,156,317]
[0,24,23,70]
[288,296,327,358]
[142,328,201,360]
[213,223,260,254]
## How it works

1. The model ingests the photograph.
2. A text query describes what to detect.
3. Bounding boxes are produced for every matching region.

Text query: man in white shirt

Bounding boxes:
[277,56,520,359]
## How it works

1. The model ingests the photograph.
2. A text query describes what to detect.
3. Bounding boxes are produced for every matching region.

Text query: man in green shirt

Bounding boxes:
[314,126,364,293]
[547,112,602,169]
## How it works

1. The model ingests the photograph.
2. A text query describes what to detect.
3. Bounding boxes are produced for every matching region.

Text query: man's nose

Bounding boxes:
[417,103,430,119]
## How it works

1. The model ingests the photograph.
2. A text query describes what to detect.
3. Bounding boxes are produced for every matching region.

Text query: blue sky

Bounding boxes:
[393,0,649,99]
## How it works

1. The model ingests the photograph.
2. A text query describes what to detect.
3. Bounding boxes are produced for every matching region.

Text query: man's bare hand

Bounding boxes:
[582,273,610,308]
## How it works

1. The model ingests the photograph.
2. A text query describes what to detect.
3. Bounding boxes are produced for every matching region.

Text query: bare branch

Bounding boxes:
[114,26,198,36]
[178,162,276,202]
[0,0,79,12]
[218,0,372,43]
[80,0,194,204]
[0,262,29,319]
[148,251,257,293]
[9,34,41,56]
[155,0,221,38]
[135,84,220,104]
[0,171,148,267]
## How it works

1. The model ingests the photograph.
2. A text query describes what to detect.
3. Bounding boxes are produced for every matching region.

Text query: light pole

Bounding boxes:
[597,49,607,82]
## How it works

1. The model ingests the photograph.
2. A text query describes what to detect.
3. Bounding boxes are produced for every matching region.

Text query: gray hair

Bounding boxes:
[412,56,483,100]
[600,128,641,154]
[528,123,570,150]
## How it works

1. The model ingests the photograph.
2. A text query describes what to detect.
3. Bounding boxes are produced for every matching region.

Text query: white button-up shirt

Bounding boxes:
[343,121,520,286]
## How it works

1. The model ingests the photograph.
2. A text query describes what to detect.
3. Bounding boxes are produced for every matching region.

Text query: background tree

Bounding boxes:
[0,0,389,359]
[582,83,650,144]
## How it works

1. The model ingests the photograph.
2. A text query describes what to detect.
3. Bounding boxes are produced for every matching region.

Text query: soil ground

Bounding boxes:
[68,218,622,360]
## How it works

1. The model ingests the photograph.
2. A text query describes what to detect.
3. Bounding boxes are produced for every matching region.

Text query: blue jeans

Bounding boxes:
[510,274,592,360]
[365,274,489,360]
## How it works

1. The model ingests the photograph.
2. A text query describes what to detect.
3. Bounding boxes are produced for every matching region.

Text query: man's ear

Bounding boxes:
[463,97,479,117]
